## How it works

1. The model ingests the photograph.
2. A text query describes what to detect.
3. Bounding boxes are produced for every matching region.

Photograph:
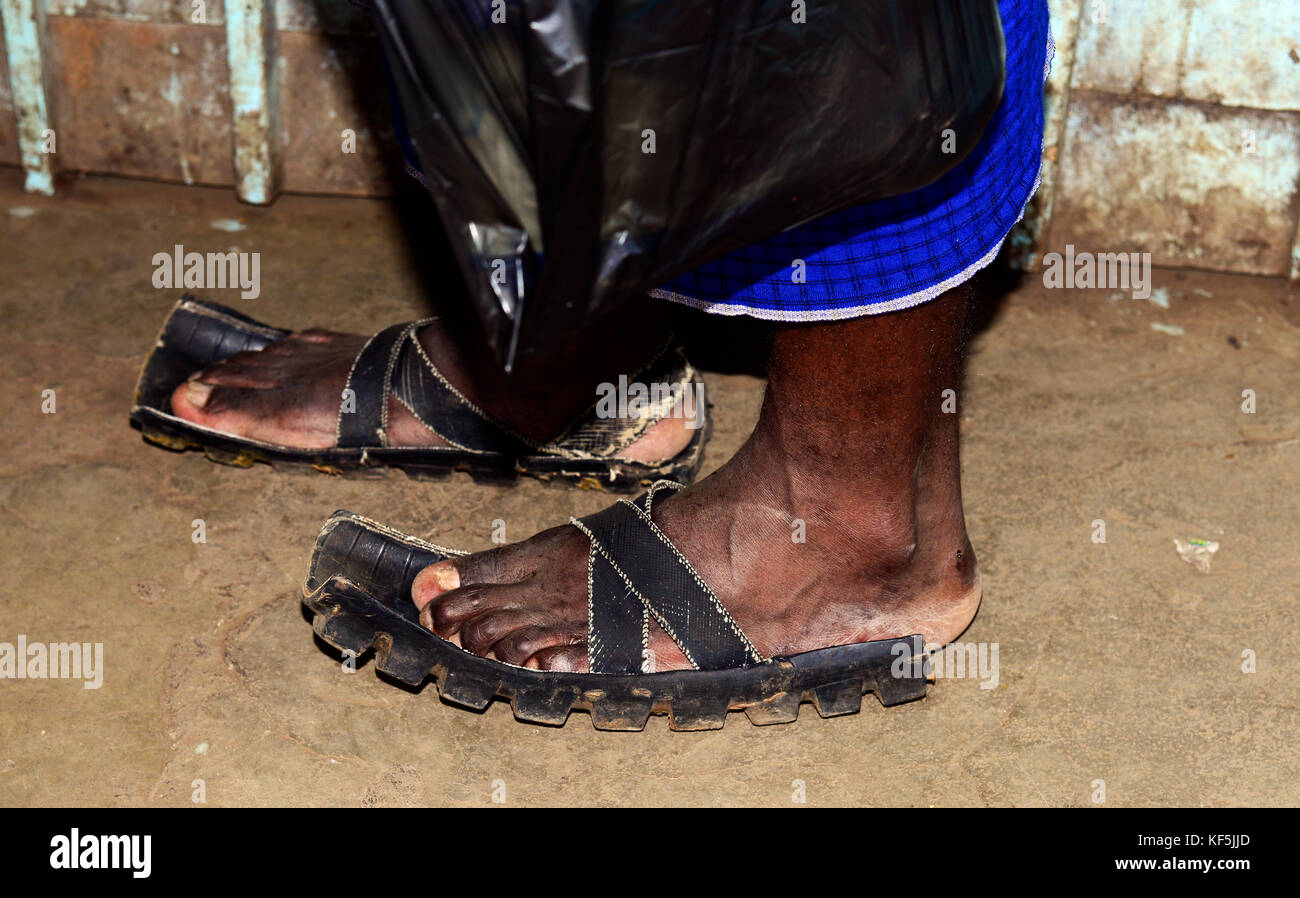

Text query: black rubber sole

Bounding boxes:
[133,412,707,491]
[302,511,929,731]
[129,296,709,492]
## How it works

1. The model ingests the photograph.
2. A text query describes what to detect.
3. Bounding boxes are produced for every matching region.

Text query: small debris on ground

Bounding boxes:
[1148,287,1170,309]
[1174,538,1219,574]
[1150,322,1184,336]
[210,218,246,232]
[7,206,36,219]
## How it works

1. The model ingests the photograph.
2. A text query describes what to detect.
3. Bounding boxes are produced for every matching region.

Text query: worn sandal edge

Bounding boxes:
[128,297,709,491]
[302,511,929,731]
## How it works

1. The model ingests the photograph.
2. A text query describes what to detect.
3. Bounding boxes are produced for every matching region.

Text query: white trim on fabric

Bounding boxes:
[649,231,1007,322]
[650,158,1042,323]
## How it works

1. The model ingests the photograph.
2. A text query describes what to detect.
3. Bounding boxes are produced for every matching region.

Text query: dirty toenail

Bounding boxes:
[185,380,212,408]
[431,562,460,592]
[412,562,460,610]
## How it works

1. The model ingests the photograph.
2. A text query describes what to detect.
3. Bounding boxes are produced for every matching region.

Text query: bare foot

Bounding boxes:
[170,320,691,462]
[410,287,982,672]
[409,432,979,672]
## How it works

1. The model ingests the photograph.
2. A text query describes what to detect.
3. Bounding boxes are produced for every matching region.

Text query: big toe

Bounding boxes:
[171,378,216,424]
[170,376,255,432]
[412,560,461,611]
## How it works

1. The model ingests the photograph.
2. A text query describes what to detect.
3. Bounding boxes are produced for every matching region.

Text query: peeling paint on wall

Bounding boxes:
[1,0,56,193]
[1052,92,1300,276]
[46,17,233,186]
[225,0,280,204]
[1043,0,1300,278]
[1073,0,1300,111]
[8,0,1300,280]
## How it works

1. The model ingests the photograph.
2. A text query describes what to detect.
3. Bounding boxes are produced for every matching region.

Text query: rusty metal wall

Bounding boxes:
[1025,0,1300,279]
[2,0,1299,278]
[0,0,399,200]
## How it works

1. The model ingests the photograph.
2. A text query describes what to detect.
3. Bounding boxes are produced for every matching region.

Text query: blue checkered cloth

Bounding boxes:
[653,0,1051,321]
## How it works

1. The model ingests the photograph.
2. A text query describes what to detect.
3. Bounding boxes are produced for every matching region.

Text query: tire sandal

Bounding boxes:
[302,481,929,731]
[130,296,709,490]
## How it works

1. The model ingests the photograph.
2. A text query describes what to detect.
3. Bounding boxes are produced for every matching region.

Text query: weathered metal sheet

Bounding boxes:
[1052,91,1300,276]
[36,13,391,197]
[1073,0,1300,111]
[278,29,396,195]
[45,16,234,185]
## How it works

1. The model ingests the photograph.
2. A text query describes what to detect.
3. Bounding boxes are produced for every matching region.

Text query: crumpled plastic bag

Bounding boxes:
[1174,538,1220,574]
[371,0,1006,369]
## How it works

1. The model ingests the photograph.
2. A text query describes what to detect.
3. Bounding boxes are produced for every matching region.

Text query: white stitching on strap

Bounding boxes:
[641,591,650,673]
[391,392,484,453]
[576,522,660,671]
[643,479,684,517]
[585,545,596,673]
[409,329,546,450]
[378,324,417,448]
[570,517,695,671]
[615,497,764,664]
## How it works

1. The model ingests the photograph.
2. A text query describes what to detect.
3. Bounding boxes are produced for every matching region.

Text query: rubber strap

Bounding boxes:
[587,553,646,674]
[388,333,531,454]
[573,484,762,673]
[336,322,414,449]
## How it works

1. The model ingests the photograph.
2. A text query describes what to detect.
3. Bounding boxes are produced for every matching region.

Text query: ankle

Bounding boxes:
[739,429,980,581]
[413,325,603,440]
[414,320,673,442]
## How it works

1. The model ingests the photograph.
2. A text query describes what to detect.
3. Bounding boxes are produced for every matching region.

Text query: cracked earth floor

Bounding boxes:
[2,171,1298,807]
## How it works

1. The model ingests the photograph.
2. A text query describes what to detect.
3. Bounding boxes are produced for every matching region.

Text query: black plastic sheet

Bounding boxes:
[372,0,1005,370]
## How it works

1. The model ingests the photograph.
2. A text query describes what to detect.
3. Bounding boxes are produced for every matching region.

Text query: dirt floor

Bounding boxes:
[1,169,1297,807]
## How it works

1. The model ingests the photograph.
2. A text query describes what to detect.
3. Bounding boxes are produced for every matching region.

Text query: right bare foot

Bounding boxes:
[409,430,980,673]
[408,286,983,672]
[170,319,693,462]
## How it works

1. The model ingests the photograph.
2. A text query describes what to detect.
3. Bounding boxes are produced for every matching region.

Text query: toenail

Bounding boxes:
[185,380,212,408]
[412,562,460,611]
[430,562,460,593]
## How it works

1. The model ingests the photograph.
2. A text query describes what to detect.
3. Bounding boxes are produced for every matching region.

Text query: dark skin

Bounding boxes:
[171,312,691,460]
[174,285,980,671]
